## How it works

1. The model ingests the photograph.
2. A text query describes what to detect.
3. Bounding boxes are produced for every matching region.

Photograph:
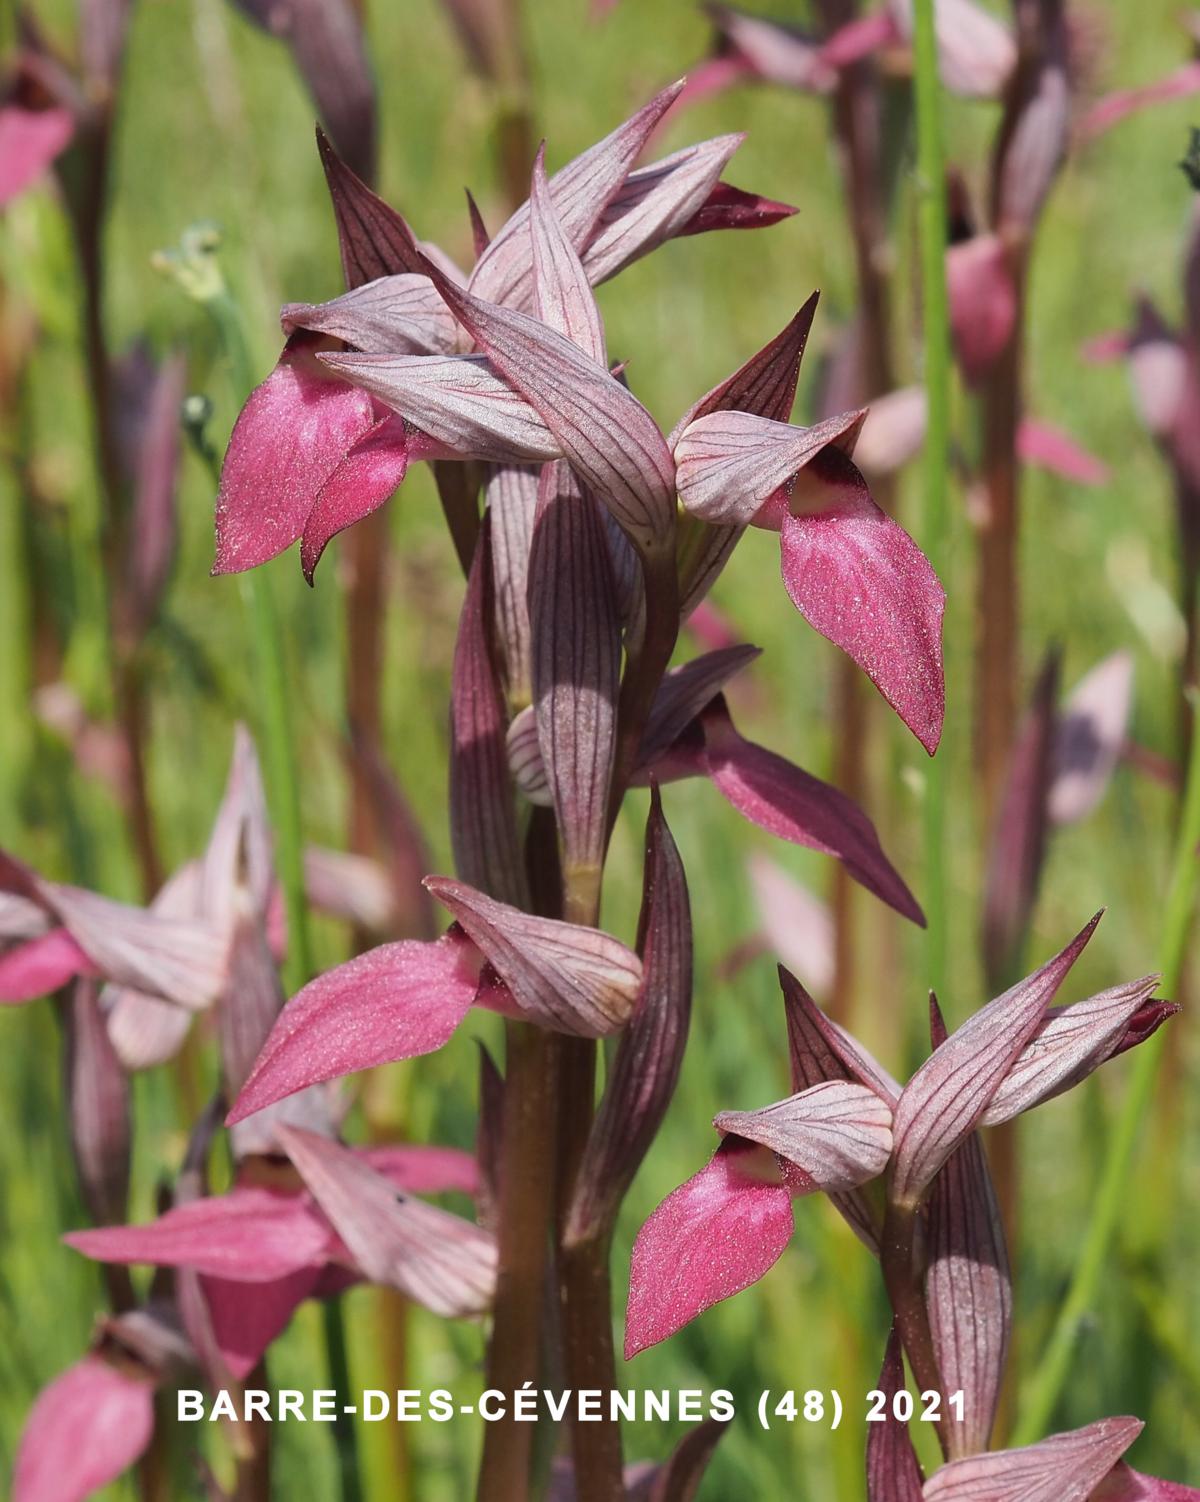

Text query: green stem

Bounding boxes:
[912,0,951,1003]
[183,259,363,1502]
[1014,688,1200,1443]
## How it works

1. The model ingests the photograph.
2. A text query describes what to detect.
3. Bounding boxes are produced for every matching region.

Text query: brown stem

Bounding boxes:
[232,1363,273,1502]
[830,661,866,1027]
[496,99,537,215]
[487,0,536,213]
[880,1198,949,1457]
[477,809,563,1499]
[66,111,163,898]
[136,1396,173,1502]
[559,1236,623,1502]
[974,269,1026,1289]
[554,863,623,1497]
[475,1021,559,1502]
[114,650,164,894]
[975,294,1024,825]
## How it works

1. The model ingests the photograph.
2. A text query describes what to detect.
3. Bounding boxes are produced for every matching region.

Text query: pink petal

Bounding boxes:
[488,463,541,709]
[1126,303,1188,438]
[866,1329,924,1500]
[1050,650,1135,826]
[451,514,530,905]
[747,855,835,996]
[1083,330,1131,364]
[227,930,482,1124]
[981,975,1167,1126]
[200,1268,321,1380]
[213,335,377,574]
[1018,418,1109,486]
[890,915,1101,1204]
[0,928,94,1004]
[673,406,866,527]
[779,464,945,754]
[320,351,559,462]
[821,11,900,69]
[528,462,621,875]
[676,180,798,235]
[698,700,925,923]
[714,1079,893,1192]
[299,414,411,580]
[280,1127,496,1317]
[671,297,820,617]
[625,1141,793,1357]
[357,1144,480,1197]
[705,7,836,92]
[890,0,1016,99]
[316,127,427,287]
[13,1356,155,1502]
[64,1185,333,1280]
[1093,1464,1200,1500]
[853,386,928,478]
[924,1417,1143,1502]
[1082,62,1200,137]
[469,82,685,310]
[584,136,783,282]
[638,644,762,767]
[428,273,677,557]
[0,103,74,206]
[282,275,457,356]
[672,293,819,441]
[43,879,225,1010]
[781,968,902,1105]
[425,877,642,1036]
[946,234,1018,386]
[926,1130,1011,1457]
[675,55,758,109]
[530,144,607,361]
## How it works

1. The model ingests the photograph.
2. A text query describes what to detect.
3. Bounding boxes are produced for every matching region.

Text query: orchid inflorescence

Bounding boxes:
[3,61,1194,1502]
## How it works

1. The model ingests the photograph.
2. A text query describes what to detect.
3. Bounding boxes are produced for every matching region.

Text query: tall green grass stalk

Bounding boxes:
[1014,688,1200,1442]
[911,0,951,1001]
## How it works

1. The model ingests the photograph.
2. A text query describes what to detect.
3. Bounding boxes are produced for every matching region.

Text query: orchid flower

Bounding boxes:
[625,918,1176,1364]
[63,1129,493,1384]
[31,1122,488,1502]
[213,85,795,580]
[669,0,1015,112]
[13,1305,192,1502]
[1084,221,1200,685]
[1082,15,1200,137]
[224,247,945,1130]
[0,56,75,207]
[205,86,954,1497]
[671,322,946,753]
[869,1407,1200,1500]
[0,726,409,1074]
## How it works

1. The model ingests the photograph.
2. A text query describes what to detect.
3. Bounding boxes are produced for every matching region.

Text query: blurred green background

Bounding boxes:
[2,0,1199,1495]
